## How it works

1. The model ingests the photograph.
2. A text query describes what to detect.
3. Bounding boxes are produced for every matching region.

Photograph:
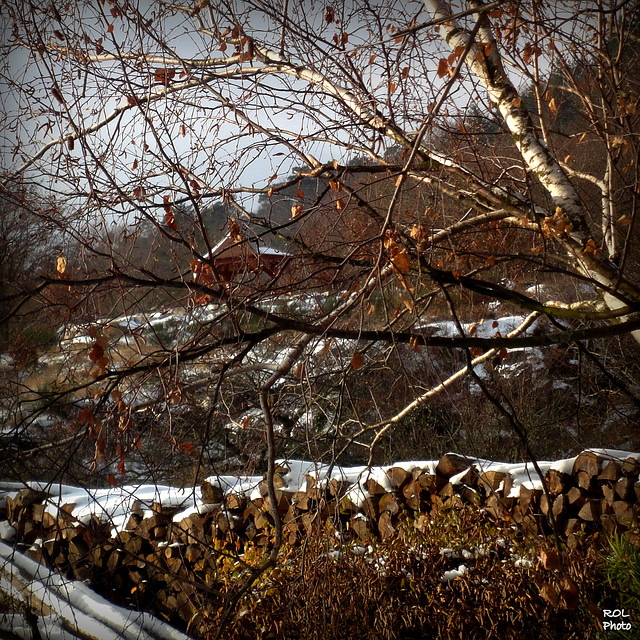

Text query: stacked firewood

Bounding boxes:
[2,451,639,626]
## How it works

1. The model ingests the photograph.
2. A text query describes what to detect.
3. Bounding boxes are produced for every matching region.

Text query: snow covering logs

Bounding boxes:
[1,449,640,627]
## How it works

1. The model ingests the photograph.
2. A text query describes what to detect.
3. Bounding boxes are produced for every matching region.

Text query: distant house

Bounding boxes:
[192,231,291,289]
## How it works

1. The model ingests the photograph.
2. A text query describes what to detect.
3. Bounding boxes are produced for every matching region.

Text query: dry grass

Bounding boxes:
[193,506,607,640]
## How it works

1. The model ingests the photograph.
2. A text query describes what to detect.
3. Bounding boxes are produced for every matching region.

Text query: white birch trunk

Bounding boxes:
[423,0,640,340]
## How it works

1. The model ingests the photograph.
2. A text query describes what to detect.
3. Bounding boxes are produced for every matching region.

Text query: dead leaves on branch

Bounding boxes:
[88,328,109,377]
[384,230,410,274]
[582,239,600,258]
[618,91,638,117]
[56,255,69,279]
[522,41,542,65]
[541,208,606,259]
[154,68,176,86]
[437,43,492,79]
[542,207,573,239]
[163,195,177,231]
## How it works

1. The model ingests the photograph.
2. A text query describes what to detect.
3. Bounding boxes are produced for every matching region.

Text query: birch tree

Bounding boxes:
[423,0,640,335]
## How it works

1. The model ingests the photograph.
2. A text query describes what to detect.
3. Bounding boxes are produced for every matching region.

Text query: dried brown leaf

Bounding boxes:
[350,351,364,370]
[541,548,561,570]
[391,249,410,274]
[539,583,558,607]
[437,58,449,78]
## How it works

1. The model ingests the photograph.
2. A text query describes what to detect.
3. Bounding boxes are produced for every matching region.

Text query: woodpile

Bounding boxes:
[2,451,640,627]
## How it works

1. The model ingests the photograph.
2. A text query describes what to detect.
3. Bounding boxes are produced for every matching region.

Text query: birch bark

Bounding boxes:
[423,0,640,332]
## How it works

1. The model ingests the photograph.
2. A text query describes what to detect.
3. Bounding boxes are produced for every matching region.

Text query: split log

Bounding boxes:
[602,483,617,507]
[478,471,507,494]
[254,510,272,530]
[138,513,172,540]
[416,473,445,493]
[386,466,412,489]
[566,487,587,511]
[502,473,513,498]
[121,532,146,556]
[456,467,479,488]
[600,514,620,537]
[43,538,61,562]
[379,492,401,516]
[615,476,635,501]
[612,501,636,527]
[573,451,601,477]
[365,478,388,495]
[361,496,380,520]
[576,471,597,493]
[510,504,525,524]
[577,499,600,522]
[224,493,247,510]
[176,514,205,545]
[545,469,571,495]
[436,453,470,478]
[243,500,262,519]
[283,505,298,526]
[378,512,397,540]
[184,544,201,564]
[552,494,570,522]
[482,493,515,520]
[600,499,613,516]
[439,483,456,499]
[458,486,480,506]
[520,514,542,536]
[32,503,45,524]
[21,521,44,545]
[293,490,312,511]
[540,493,551,517]
[284,523,301,546]
[328,478,349,498]
[349,515,374,541]
[68,538,90,565]
[201,480,223,504]
[107,549,121,573]
[126,513,143,531]
[518,485,541,513]
[622,457,640,477]
[338,496,360,514]
[402,480,424,511]
[41,512,58,530]
[264,489,293,517]
[301,511,318,534]
[598,460,622,483]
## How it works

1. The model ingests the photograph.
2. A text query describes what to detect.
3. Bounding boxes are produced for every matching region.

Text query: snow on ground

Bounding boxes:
[0,541,190,640]
[418,314,541,339]
[2,449,638,536]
